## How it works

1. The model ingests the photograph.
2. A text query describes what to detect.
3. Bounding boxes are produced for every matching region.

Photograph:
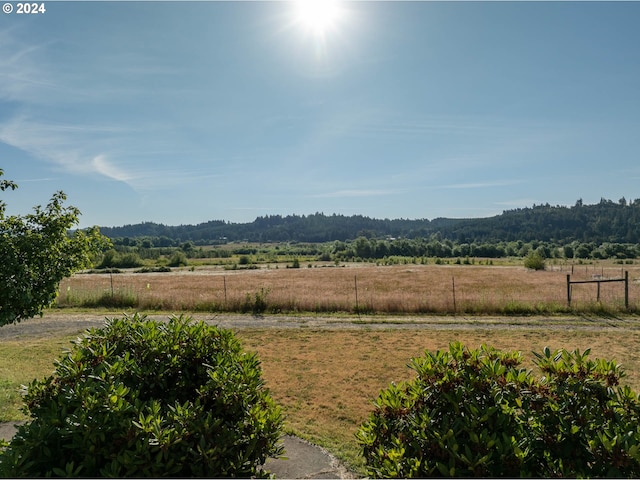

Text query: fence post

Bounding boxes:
[567,274,571,307]
[354,275,359,314]
[625,270,629,309]
[452,276,457,314]
[223,275,227,304]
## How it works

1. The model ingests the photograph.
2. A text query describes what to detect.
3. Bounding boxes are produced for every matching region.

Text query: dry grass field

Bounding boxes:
[55,262,640,314]
[238,327,640,471]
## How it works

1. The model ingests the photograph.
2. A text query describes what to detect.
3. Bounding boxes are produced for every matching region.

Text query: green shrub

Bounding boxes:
[98,249,144,269]
[242,288,270,315]
[118,252,145,268]
[134,266,171,273]
[167,251,188,267]
[82,288,138,309]
[85,267,122,274]
[0,314,283,477]
[524,251,546,270]
[357,342,640,478]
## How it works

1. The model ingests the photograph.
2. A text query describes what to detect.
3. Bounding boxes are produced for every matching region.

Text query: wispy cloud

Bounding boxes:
[0,27,191,192]
[346,115,505,139]
[0,30,71,109]
[436,180,524,190]
[311,189,397,198]
[91,155,132,183]
[0,29,137,185]
[0,116,132,180]
[0,113,226,191]
[15,177,56,183]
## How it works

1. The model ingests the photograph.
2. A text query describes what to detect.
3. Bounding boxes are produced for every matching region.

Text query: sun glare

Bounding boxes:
[293,0,345,38]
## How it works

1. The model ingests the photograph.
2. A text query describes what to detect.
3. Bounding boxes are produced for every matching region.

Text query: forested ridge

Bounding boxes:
[99,198,640,245]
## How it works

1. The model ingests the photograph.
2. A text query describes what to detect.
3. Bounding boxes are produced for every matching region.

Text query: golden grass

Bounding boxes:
[237,327,640,472]
[55,263,640,314]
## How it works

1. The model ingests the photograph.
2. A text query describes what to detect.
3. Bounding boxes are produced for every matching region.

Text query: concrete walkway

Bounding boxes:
[0,423,355,478]
[264,435,356,479]
[0,421,22,444]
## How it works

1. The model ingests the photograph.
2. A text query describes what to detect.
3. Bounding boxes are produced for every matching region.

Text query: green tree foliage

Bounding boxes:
[524,251,546,270]
[357,342,640,478]
[99,249,144,269]
[0,314,284,477]
[100,199,640,262]
[167,250,188,267]
[99,199,640,245]
[0,170,107,326]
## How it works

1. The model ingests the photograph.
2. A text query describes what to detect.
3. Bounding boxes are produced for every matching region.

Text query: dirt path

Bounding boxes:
[0,311,639,340]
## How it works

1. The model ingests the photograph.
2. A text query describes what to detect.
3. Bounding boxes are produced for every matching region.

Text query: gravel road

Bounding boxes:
[1,311,639,340]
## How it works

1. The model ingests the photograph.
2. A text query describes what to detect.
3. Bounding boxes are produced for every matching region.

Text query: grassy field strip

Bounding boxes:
[54,263,640,314]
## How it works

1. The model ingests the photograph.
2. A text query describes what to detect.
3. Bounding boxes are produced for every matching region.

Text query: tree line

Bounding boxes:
[99,197,640,247]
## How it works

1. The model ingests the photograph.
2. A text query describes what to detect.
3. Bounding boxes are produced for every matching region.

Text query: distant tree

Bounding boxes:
[354,236,372,258]
[524,252,546,270]
[563,245,574,259]
[0,169,108,326]
[535,244,552,259]
[99,249,119,268]
[168,251,188,267]
[575,244,592,259]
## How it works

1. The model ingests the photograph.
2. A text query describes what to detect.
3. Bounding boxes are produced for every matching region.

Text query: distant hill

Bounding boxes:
[98,198,640,245]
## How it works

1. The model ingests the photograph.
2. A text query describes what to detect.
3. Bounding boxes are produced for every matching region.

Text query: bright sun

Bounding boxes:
[293,0,345,38]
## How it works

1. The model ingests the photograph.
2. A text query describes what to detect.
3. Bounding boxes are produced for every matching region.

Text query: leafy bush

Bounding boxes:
[242,287,270,314]
[99,249,144,269]
[357,342,640,478]
[167,251,188,267]
[0,314,283,477]
[85,267,122,274]
[134,266,171,273]
[524,251,546,270]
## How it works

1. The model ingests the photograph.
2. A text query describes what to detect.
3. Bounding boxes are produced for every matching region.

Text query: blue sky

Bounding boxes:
[1,1,640,229]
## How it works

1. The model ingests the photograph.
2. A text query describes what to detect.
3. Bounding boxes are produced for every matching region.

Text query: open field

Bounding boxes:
[54,262,640,315]
[2,312,640,473]
[241,327,640,472]
[6,260,640,473]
